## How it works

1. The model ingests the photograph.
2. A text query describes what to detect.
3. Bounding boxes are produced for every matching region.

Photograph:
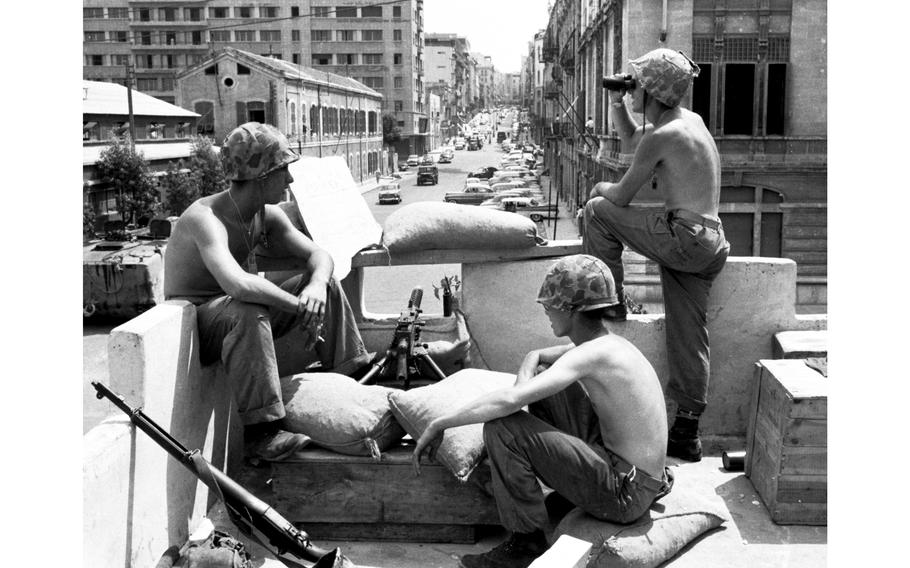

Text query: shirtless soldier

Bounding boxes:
[413,255,673,568]
[583,49,730,462]
[164,122,371,461]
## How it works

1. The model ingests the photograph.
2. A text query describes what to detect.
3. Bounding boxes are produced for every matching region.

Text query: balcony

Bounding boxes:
[541,45,557,63]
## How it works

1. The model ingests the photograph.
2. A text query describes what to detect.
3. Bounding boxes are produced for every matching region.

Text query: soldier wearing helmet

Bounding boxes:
[583,48,731,462]
[164,122,372,461]
[413,255,672,568]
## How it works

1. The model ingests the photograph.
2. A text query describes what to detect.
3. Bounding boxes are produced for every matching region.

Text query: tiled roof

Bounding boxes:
[82,80,199,118]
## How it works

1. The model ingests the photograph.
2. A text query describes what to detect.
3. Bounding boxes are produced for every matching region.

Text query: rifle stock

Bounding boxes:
[91,381,348,568]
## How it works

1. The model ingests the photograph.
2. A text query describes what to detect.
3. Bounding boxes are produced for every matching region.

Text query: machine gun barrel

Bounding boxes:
[91,381,346,567]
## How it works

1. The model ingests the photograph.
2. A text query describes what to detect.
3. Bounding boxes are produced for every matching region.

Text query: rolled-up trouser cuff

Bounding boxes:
[238,399,286,426]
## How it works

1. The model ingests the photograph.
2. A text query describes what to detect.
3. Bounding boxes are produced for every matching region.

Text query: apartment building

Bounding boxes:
[83,1,427,155]
[424,33,473,117]
[534,0,827,313]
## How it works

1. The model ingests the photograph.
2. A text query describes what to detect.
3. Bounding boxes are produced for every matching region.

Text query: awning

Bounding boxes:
[83,121,98,131]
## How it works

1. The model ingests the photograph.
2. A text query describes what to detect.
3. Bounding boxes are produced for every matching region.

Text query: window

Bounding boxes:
[235,30,255,42]
[260,30,281,42]
[83,8,102,18]
[136,54,154,69]
[394,100,403,112]
[368,111,377,133]
[724,63,754,135]
[138,8,150,21]
[339,53,357,65]
[718,186,784,257]
[246,101,266,123]
[336,6,357,18]
[188,54,204,65]
[393,53,402,65]
[260,6,278,18]
[238,7,252,18]
[108,7,128,18]
[291,7,300,17]
[164,54,175,68]
[191,31,203,45]
[136,78,157,91]
[211,30,230,42]
[312,54,332,65]
[312,29,331,41]
[160,8,177,22]
[314,6,330,17]
[83,121,99,141]
[362,29,382,41]
[692,63,712,129]
[185,8,202,21]
[292,53,300,64]
[84,31,104,42]
[164,32,177,45]
[292,30,300,41]
[337,30,355,41]
[393,6,402,18]
[397,120,405,127]
[393,29,402,41]
[289,102,297,135]
[161,77,175,91]
[310,105,320,135]
[195,101,215,135]
[765,63,787,136]
[112,54,130,66]
[237,63,251,75]
[209,7,228,18]
[87,54,104,66]
[114,31,128,43]
[363,53,382,65]
[205,64,218,75]
[394,76,403,88]
[361,6,382,17]
[361,76,383,89]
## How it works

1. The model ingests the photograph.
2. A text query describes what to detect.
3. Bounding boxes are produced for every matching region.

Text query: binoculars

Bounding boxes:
[602,74,636,91]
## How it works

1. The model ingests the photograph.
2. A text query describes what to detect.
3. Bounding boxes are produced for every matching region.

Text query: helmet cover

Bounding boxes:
[537,254,619,312]
[221,122,299,181]
[629,48,700,107]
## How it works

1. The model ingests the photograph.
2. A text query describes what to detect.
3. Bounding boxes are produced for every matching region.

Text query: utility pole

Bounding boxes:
[125,62,137,153]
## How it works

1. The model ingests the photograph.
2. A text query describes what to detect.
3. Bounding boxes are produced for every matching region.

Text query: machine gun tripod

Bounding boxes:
[358,286,447,389]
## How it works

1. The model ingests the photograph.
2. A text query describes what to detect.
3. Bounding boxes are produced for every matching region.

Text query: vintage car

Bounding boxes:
[467,138,481,151]
[466,166,498,180]
[443,184,495,205]
[439,148,455,163]
[479,196,558,221]
[416,164,439,185]
[406,154,420,167]
[377,181,402,204]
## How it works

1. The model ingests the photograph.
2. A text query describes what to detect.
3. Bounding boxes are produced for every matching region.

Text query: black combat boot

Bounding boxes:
[460,530,548,568]
[667,412,702,462]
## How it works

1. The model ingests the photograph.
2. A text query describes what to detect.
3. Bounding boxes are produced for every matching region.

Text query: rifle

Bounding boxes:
[358,286,447,389]
[91,381,351,568]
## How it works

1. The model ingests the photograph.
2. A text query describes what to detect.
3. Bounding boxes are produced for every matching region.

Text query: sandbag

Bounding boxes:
[382,202,546,253]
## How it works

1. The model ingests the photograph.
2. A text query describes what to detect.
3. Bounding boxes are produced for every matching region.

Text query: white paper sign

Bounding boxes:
[287,156,383,279]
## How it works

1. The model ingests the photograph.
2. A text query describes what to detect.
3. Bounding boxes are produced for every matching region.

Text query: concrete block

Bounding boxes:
[773,330,828,359]
[83,420,132,568]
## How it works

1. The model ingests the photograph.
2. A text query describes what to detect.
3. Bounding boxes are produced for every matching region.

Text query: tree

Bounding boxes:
[83,196,96,241]
[187,135,228,197]
[95,136,160,227]
[160,160,197,216]
[382,113,401,147]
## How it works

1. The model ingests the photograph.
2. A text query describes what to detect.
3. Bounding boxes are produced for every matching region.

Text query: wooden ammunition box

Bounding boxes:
[236,443,499,543]
[745,360,827,525]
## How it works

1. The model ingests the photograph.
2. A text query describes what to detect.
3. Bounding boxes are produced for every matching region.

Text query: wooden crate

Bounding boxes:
[236,443,500,543]
[745,360,828,525]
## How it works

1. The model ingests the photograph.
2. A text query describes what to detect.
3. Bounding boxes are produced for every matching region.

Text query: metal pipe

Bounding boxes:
[660,0,668,42]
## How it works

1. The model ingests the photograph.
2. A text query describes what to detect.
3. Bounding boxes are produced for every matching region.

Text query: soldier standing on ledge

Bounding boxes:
[582,49,731,462]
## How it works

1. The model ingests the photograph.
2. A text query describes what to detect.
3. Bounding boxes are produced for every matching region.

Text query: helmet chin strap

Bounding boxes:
[257,178,269,249]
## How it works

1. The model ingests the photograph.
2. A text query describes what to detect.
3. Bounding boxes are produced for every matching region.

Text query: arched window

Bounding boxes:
[310,105,320,137]
[194,101,215,135]
[289,102,297,136]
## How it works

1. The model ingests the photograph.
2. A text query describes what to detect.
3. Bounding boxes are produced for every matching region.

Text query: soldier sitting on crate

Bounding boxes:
[164,122,372,462]
[413,255,673,568]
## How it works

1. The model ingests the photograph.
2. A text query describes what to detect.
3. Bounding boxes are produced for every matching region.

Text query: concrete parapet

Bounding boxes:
[85,300,236,568]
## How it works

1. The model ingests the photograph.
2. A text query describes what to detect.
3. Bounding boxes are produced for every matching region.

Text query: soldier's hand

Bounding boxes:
[412,422,444,476]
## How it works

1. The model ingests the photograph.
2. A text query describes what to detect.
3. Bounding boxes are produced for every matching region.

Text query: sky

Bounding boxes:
[423,0,551,73]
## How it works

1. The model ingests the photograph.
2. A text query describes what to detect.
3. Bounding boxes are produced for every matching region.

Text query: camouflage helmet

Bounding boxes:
[537,254,619,312]
[628,48,700,107]
[220,122,299,181]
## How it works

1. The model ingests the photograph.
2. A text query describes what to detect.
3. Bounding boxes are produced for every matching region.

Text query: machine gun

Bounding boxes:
[358,286,447,389]
[91,381,351,568]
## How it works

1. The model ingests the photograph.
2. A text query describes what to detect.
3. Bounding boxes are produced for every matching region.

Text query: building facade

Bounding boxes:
[176,47,385,181]
[83,1,427,156]
[534,0,827,313]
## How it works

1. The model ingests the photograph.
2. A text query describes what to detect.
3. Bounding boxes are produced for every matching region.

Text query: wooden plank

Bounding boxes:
[754,411,782,467]
[782,238,827,252]
[780,446,827,476]
[748,434,781,515]
[300,522,479,543]
[776,475,828,504]
[782,418,827,447]
[784,212,828,226]
[784,226,827,238]
[744,363,764,477]
[768,502,827,525]
[786,251,828,264]
[789,396,827,419]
